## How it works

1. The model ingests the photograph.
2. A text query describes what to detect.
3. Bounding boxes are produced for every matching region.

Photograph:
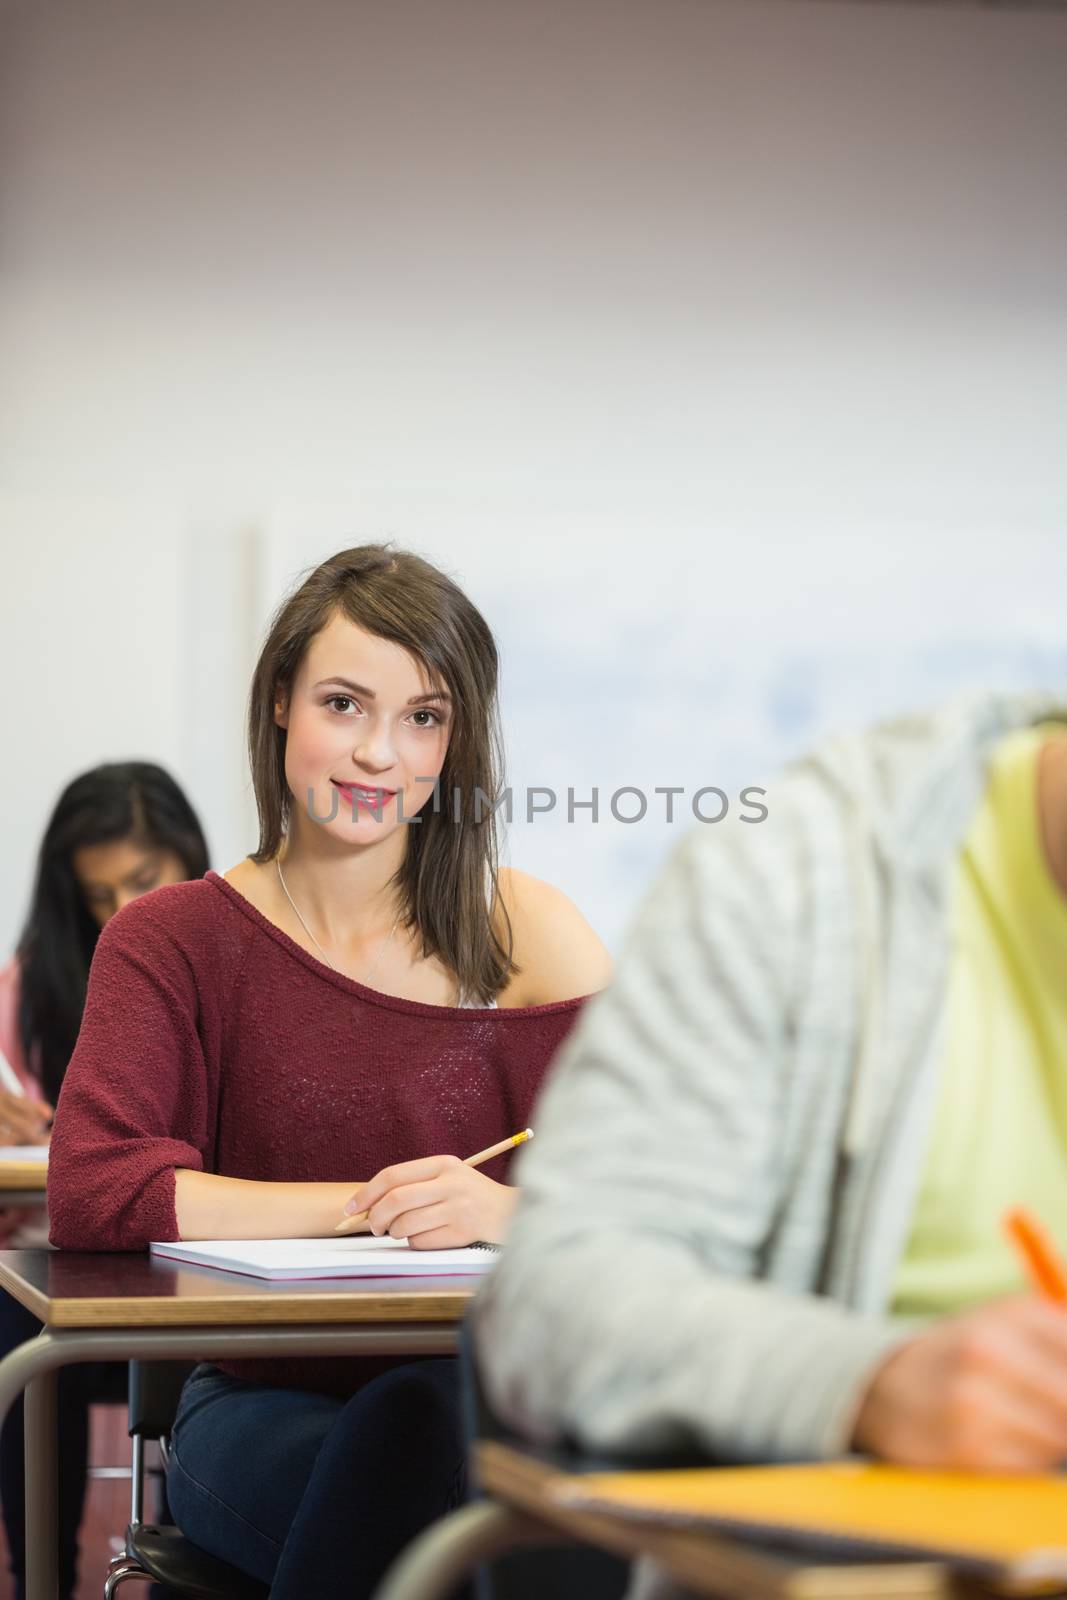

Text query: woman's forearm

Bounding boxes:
[173,1169,360,1240]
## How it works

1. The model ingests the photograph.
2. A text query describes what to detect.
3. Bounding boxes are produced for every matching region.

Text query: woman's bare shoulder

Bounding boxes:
[494,867,612,1008]
[221,858,277,913]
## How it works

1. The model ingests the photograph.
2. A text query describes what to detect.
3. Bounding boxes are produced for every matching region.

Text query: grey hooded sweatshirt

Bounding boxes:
[475,690,1067,1467]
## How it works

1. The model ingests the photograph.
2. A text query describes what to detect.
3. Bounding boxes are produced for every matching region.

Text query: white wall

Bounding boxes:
[2,0,1066,952]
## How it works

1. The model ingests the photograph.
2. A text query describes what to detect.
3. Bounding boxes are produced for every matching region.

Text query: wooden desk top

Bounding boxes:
[0,1162,47,1191]
[476,1443,980,1600]
[0,1249,475,1328]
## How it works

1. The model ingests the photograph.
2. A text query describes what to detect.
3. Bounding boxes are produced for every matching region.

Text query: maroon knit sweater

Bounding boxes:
[48,871,587,1392]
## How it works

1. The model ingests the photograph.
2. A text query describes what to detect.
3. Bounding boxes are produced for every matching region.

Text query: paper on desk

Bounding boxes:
[149,1234,498,1281]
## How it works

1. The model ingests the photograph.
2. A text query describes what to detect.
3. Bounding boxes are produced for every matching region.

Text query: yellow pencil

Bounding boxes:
[334,1127,534,1235]
[462,1128,535,1168]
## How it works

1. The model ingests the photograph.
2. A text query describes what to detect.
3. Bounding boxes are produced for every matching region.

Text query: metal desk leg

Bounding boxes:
[373,1500,559,1600]
[24,1363,58,1600]
[0,1321,459,1600]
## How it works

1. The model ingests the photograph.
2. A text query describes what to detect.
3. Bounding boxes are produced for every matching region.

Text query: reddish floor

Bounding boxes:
[0,1403,134,1600]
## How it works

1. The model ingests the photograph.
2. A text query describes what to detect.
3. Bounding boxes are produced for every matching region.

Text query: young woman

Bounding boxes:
[0,762,209,1600]
[48,545,612,1598]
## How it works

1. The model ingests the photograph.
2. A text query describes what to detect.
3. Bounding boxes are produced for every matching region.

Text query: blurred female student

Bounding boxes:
[0,761,209,1600]
[48,544,611,1599]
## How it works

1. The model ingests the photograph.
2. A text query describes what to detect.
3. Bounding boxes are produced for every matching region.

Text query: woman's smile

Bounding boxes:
[331,779,398,813]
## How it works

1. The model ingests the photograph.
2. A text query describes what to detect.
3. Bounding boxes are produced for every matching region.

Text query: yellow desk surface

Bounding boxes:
[0,1161,47,1191]
[476,1442,1006,1600]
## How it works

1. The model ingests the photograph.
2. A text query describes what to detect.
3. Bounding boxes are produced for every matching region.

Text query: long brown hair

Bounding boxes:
[248,544,515,1001]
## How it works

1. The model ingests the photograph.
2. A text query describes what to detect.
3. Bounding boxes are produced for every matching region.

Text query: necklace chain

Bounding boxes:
[275,859,399,988]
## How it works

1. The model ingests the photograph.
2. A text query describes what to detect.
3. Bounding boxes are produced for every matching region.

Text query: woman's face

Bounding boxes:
[72,838,188,928]
[275,611,453,849]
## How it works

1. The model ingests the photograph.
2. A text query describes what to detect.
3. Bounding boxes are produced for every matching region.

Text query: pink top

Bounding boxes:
[0,958,39,1095]
[0,958,48,1247]
[48,871,588,1392]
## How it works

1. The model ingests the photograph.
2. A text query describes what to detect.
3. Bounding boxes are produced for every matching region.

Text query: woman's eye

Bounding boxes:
[324,696,437,725]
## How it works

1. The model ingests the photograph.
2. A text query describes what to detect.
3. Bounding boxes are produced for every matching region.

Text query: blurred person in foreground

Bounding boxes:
[475,690,1067,1597]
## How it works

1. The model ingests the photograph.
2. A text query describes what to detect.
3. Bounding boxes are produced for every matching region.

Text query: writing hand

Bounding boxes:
[853,1295,1067,1471]
[0,1090,52,1146]
[343,1155,519,1249]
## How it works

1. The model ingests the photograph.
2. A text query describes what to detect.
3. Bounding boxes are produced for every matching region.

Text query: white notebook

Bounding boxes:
[0,1146,48,1164]
[149,1235,500,1281]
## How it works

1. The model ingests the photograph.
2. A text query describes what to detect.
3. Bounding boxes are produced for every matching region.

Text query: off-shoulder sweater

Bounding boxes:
[48,871,586,1393]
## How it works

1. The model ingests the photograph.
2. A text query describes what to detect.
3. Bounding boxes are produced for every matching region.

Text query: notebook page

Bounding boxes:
[149,1235,498,1280]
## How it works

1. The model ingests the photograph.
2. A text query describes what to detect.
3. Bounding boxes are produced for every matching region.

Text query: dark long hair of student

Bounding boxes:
[248,542,516,1003]
[15,762,210,1103]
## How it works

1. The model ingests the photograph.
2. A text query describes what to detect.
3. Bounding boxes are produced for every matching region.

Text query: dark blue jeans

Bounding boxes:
[0,1288,126,1600]
[167,1358,467,1600]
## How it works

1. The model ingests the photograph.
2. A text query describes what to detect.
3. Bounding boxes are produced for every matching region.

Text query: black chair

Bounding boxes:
[103,1360,269,1599]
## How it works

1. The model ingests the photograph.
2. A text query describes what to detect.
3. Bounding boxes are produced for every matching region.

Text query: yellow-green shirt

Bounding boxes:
[891,723,1067,1318]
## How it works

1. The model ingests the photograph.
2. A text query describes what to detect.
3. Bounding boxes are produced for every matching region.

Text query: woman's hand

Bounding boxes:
[347,1155,520,1249]
[0,1090,52,1146]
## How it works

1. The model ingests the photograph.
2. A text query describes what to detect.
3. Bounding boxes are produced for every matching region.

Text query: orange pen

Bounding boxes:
[1004,1206,1067,1305]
